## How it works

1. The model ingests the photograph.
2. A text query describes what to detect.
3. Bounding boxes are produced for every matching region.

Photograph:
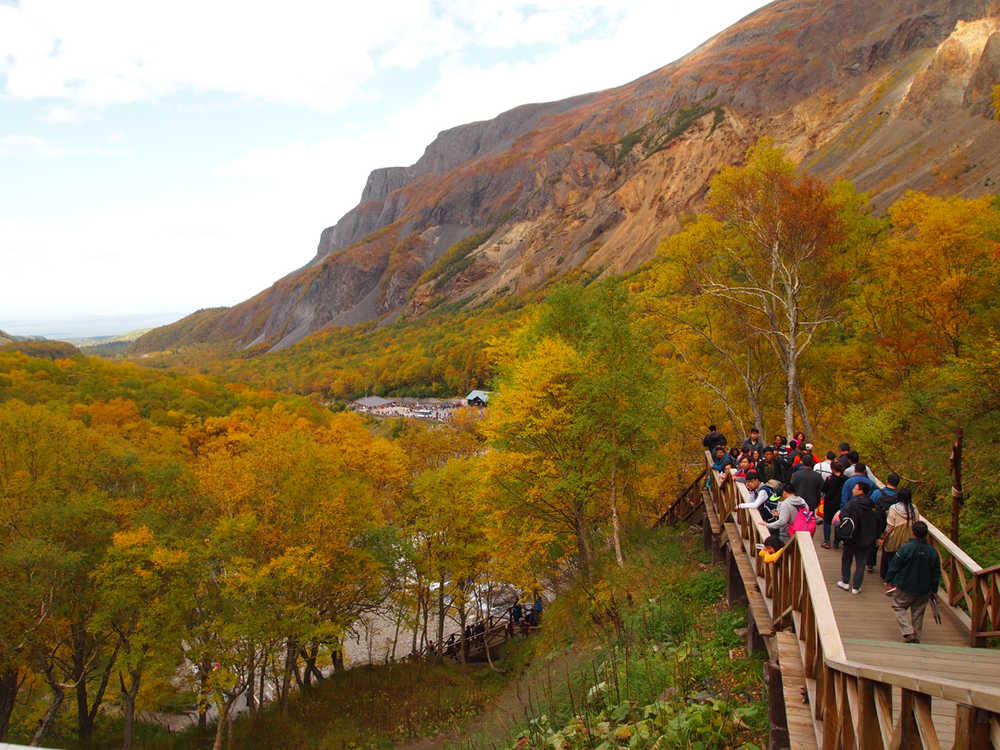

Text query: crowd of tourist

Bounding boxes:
[703,425,941,644]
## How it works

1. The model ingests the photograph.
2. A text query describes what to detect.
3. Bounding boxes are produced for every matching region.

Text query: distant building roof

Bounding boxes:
[355,396,391,408]
[465,390,490,403]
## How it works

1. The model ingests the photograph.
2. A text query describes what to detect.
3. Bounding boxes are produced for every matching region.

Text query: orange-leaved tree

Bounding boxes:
[657,139,860,438]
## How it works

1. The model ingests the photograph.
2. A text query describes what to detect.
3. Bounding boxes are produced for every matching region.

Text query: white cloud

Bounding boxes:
[0,0,430,109]
[38,105,80,123]
[0,1,770,327]
[0,133,65,157]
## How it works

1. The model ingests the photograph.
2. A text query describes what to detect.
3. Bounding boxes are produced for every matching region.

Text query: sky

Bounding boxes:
[0,0,767,338]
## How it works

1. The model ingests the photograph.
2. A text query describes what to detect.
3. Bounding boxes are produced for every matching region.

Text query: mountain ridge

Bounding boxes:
[134,0,1000,355]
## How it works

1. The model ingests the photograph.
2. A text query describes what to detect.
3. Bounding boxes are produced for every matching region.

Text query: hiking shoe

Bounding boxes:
[821,542,831,549]
[903,635,920,644]
[851,588,861,594]
[837,581,850,591]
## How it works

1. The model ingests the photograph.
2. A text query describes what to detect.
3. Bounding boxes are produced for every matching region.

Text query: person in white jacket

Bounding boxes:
[737,473,778,521]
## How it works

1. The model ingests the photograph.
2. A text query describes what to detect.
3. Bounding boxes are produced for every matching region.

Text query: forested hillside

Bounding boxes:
[3,144,999,749]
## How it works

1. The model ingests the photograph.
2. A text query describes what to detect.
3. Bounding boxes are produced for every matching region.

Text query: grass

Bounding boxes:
[432,526,769,749]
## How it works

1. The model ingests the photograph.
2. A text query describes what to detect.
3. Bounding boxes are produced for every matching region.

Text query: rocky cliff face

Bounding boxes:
[136,0,1000,354]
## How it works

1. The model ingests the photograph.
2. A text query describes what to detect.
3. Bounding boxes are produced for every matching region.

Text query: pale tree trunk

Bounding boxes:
[30,668,63,747]
[784,302,798,438]
[435,574,446,664]
[748,393,765,445]
[610,464,624,568]
[411,591,419,656]
[246,660,255,716]
[279,638,296,716]
[793,376,813,441]
[258,662,266,706]
[211,695,237,750]
[457,596,468,666]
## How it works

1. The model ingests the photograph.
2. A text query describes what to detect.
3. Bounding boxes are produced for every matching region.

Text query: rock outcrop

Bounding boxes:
[135,0,1000,354]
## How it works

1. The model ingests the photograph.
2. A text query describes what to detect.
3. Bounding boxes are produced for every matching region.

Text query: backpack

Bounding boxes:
[837,515,856,542]
[774,451,794,482]
[789,506,818,536]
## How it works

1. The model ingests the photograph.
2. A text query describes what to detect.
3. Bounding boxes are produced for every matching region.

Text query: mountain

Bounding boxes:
[0,329,46,344]
[135,0,1000,354]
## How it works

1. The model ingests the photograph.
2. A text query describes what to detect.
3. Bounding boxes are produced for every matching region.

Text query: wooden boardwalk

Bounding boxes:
[814,543,998,748]
[674,452,1000,749]
[815,543,969,648]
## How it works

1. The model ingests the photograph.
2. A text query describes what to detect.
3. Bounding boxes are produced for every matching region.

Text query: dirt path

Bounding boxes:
[394,641,594,750]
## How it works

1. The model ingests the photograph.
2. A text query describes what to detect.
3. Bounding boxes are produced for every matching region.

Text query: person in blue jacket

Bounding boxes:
[840,462,875,506]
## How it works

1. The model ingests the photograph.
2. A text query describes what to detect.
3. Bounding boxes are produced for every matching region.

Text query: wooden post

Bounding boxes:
[949,429,964,543]
[898,690,921,750]
[727,548,747,607]
[765,662,789,750]
[953,704,990,750]
[745,619,765,655]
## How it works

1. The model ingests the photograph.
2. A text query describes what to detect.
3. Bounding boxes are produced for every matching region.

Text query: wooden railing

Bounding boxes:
[706,452,1000,647]
[654,468,707,527]
[702,451,1000,749]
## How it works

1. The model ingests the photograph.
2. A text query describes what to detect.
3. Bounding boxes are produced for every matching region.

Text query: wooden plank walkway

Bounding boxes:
[814,542,969,649]
[806,541,988,747]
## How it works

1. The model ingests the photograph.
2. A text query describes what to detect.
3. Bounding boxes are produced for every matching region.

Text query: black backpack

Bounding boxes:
[837,515,856,542]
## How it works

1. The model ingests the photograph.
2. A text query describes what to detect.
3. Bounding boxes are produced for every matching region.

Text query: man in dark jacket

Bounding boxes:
[740,428,765,456]
[869,473,900,574]
[773,446,794,484]
[837,483,884,593]
[790,454,824,510]
[758,446,777,482]
[886,521,941,643]
[702,425,727,453]
[821,459,848,549]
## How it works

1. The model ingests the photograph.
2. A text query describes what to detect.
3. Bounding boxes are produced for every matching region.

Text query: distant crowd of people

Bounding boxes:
[703,425,941,644]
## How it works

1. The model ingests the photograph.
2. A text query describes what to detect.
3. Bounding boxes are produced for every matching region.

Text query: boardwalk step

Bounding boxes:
[775,631,820,750]
[724,522,774,637]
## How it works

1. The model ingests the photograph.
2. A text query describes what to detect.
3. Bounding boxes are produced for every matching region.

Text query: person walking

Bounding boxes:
[702,425,727,453]
[879,488,919,586]
[790,454,824,510]
[885,521,941,643]
[820,459,848,549]
[836,482,883,593]
[870,473,900,569]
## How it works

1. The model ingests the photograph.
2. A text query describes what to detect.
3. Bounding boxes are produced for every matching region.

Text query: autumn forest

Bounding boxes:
[2,142,999,748]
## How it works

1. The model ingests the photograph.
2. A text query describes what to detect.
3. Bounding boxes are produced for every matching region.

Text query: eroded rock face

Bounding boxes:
[137,0,1000,354]
[900,17,1000,118]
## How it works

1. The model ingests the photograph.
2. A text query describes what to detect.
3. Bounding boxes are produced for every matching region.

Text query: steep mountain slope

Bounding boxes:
[135,0,1000,353]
